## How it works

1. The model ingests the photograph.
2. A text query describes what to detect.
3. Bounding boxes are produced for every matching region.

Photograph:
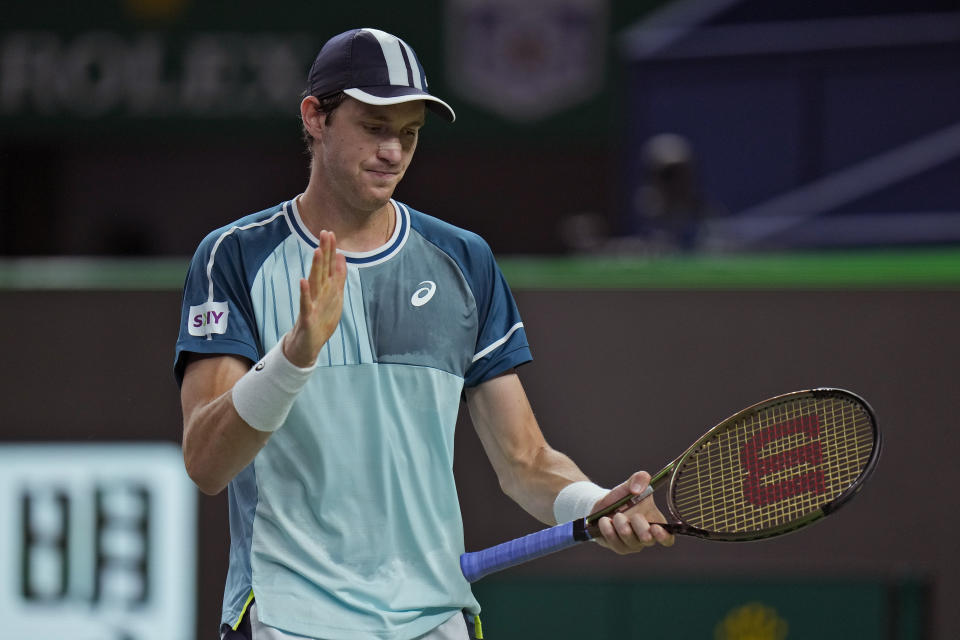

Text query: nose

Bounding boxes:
[377,141,402,164]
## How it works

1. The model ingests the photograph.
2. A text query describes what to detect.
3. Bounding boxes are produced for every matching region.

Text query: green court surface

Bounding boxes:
[1,248,958,290]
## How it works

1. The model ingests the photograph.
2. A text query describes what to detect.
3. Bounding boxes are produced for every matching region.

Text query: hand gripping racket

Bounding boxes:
[460,388,880,582]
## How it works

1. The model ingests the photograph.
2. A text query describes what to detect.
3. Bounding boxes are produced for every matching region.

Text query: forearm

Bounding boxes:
[181,352,277,495]
[499,444,591,525]
[466,373,595,525]
[182,387,271,495]
[181,334,321,494]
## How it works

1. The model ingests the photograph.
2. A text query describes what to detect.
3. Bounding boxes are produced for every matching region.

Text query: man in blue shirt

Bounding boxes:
[176,28,673,640]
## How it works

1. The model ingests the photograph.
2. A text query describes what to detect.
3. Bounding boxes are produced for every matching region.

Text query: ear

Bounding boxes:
[300,96,326,139]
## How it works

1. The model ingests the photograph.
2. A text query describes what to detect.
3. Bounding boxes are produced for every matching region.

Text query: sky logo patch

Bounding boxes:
[188,301,229,337]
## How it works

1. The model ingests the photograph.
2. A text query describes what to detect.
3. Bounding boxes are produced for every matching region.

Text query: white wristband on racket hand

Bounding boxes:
[231,339,316,432]
[553,481,609,524]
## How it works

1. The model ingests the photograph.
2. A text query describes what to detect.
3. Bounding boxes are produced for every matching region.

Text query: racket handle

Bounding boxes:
[460,520,588,583]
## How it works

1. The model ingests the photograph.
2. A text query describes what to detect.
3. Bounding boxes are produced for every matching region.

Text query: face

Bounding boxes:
[315,97,425,214]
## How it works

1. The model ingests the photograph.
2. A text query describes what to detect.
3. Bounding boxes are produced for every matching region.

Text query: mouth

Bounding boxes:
[365,168,401,184]
[368,169,397,177]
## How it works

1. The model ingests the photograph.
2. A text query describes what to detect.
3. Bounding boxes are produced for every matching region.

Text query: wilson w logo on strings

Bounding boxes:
[740,415,826,507]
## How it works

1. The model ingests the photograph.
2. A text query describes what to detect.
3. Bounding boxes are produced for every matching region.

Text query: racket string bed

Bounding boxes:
[686,408,808,532]
[669,393,876,536]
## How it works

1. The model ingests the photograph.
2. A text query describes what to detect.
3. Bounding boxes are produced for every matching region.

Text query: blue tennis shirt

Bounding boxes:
[175,198,531,639]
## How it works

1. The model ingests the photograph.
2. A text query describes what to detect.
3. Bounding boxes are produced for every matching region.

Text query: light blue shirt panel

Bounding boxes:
[249,234,303,351]
[250,236,374,366]
[250,364,477,638]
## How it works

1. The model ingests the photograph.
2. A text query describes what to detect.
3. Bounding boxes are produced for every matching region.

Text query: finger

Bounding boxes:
[592,470,652,515]
[623,497,675,548]
[622,512,655,547]
[596,516,630,555]
[320,230,336,281]
[650,523,676,547]
[627,471,652,497]
[299,278,311,316]
[325,231,339,279]
[308,247,323,300]
[316,231,329,280]
[333,250,347,282]
[599,513,651,554]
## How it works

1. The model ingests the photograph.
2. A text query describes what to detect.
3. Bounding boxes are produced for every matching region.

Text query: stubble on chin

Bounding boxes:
[359,172,403,209]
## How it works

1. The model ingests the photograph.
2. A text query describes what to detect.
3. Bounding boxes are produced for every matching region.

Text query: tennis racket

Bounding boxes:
[460,388,880,582]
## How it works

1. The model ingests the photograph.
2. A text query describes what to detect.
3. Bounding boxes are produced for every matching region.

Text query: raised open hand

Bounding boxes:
[283,230,347,367]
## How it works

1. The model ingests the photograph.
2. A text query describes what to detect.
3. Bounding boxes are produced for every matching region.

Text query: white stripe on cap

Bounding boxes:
[363,28,412,87]
[397,39,424,89]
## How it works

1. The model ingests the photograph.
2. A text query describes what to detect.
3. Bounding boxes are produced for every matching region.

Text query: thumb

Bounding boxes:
[592,471,652,513]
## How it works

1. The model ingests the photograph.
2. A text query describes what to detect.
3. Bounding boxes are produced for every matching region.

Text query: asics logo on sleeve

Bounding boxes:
[410,281,436,307]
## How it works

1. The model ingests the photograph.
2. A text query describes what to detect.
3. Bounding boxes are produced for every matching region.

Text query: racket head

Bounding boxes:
[665,388,880,541]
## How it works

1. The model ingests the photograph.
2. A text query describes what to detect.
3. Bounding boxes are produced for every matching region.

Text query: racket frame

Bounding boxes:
[585,388,881,541]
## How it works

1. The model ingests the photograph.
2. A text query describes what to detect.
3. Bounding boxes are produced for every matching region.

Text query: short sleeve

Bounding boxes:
[173,229,262,386]
[462,243,532,387]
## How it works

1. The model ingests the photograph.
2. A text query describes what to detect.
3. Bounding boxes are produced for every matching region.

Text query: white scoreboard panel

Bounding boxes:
[0,443,197,640]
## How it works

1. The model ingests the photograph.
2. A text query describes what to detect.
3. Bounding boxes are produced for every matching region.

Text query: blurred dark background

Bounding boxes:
[2,0,958,257]
[2,1,959,639]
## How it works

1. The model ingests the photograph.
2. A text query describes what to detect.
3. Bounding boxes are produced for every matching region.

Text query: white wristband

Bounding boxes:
[553,481,609,524]
[231,339,316,432]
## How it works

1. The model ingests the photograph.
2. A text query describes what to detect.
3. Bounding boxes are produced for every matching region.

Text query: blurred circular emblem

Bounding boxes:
[715,602,788,640]
[445,0,607,122]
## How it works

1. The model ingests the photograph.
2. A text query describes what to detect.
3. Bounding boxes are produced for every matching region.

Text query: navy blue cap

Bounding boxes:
[308,28,455,123]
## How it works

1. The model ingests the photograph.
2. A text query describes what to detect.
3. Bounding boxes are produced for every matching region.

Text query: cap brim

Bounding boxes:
[344,87,456,123]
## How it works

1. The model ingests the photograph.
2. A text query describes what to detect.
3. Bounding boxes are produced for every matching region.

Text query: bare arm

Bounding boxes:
[180,231,346,495]
[465,371,588,524]
[181,353,270,495]
[466,371,674,552]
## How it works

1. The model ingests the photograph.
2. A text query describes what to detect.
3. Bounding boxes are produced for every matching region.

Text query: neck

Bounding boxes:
[297,185,396,253]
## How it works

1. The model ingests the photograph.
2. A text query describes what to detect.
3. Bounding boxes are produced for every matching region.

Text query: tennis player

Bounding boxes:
[175,28,673,640]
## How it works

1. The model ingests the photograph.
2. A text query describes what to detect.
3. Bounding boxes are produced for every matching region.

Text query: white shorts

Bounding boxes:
[235,602,471,640]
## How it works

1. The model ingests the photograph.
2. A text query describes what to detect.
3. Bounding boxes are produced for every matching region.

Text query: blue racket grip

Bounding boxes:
[460,520,587,583]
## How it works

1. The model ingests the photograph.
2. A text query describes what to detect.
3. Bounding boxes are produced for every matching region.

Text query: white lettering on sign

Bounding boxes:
[0,30,311,118]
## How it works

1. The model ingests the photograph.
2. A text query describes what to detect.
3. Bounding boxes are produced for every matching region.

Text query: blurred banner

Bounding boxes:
[1,0,668,256]
[0,29,312,119]
[0,0,662,140]
[0,443,196,640]
[0,2,318,136]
